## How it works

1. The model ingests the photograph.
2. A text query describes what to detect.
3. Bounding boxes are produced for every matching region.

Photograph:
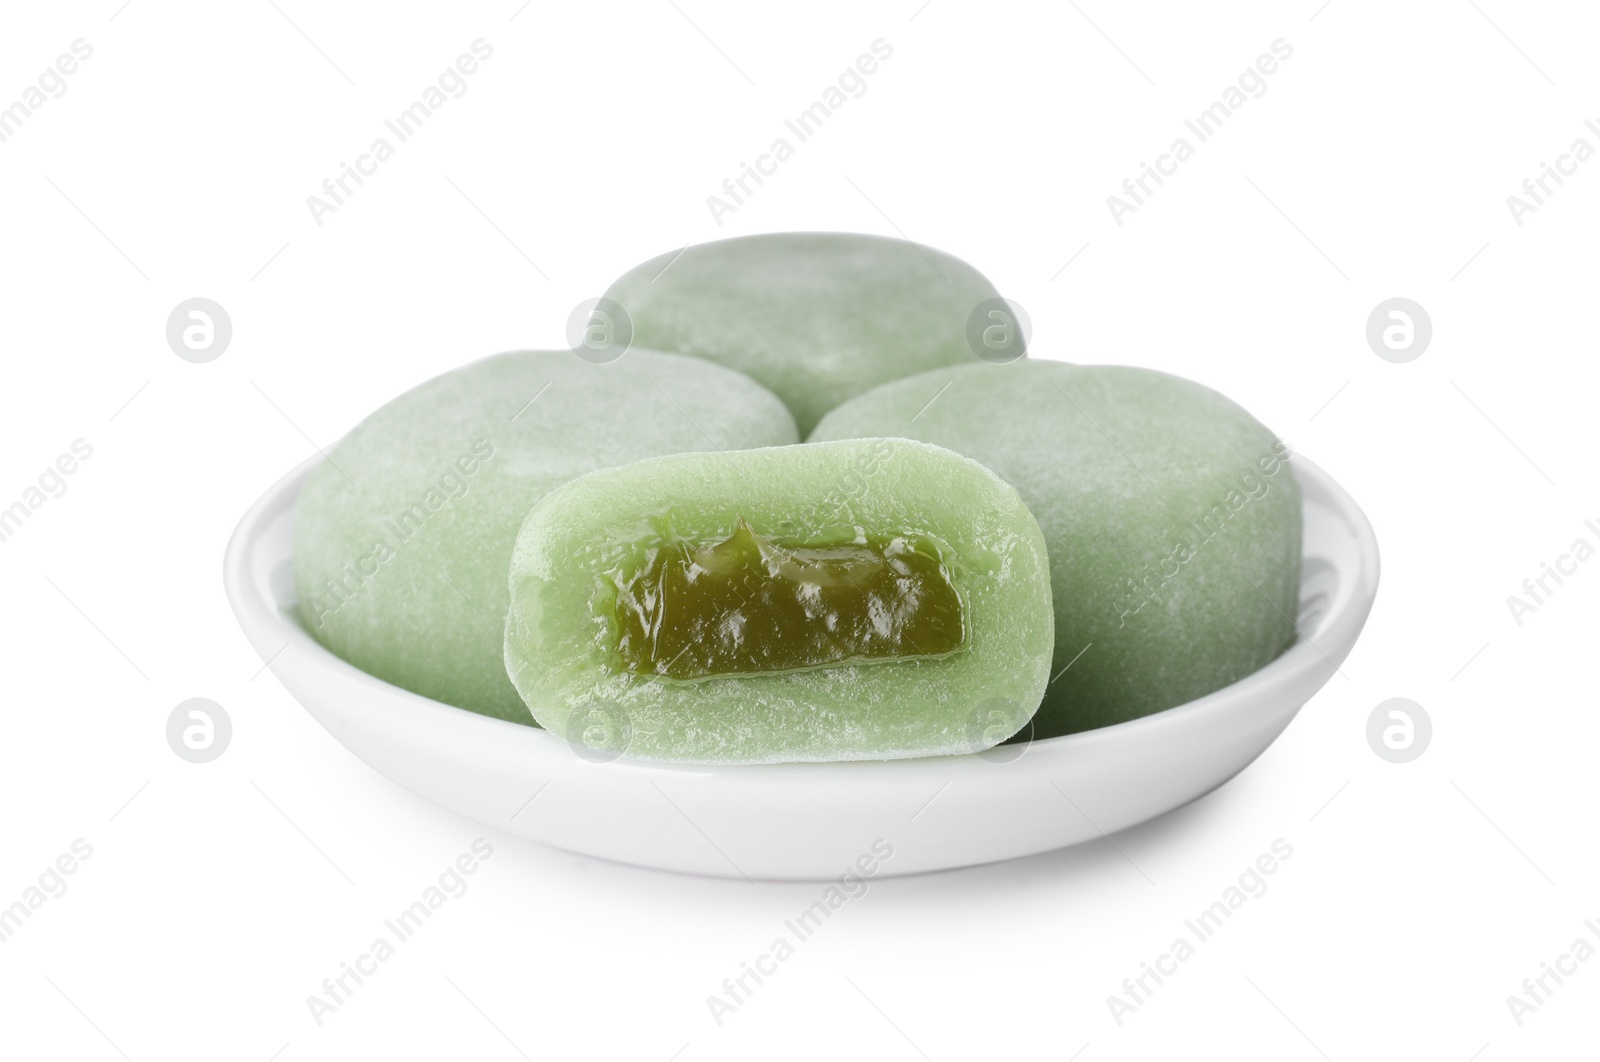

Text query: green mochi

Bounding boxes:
[811,362,1302,737]
[294,349,797,722]
[602,232,1013,435]
[504,438,1055,764]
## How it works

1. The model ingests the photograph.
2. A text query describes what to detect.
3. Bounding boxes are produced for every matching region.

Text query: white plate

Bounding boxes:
[224,455,1378,880]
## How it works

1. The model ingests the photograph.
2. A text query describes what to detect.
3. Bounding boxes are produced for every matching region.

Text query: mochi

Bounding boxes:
[504,438,1055,763]
[601,232,1016,434]
[294,349,797,721]
[811,361,1301,736]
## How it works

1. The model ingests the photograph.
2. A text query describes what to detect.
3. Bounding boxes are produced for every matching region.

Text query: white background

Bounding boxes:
[2,0,1595,1058]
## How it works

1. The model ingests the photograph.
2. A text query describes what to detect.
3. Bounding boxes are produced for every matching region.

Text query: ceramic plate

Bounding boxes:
[224,455,1378,880]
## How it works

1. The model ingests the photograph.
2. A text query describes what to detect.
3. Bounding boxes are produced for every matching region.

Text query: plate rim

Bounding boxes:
[224,450,1380,772]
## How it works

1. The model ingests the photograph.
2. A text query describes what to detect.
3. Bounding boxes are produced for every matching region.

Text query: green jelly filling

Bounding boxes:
[609,519,966,680]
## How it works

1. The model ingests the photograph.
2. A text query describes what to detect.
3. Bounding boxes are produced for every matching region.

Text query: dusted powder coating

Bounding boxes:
[811,362,1302,737]
[611,520,967,681]
[602,232,1010,435]
[294,350,798,722]
[505,439,1055,764]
